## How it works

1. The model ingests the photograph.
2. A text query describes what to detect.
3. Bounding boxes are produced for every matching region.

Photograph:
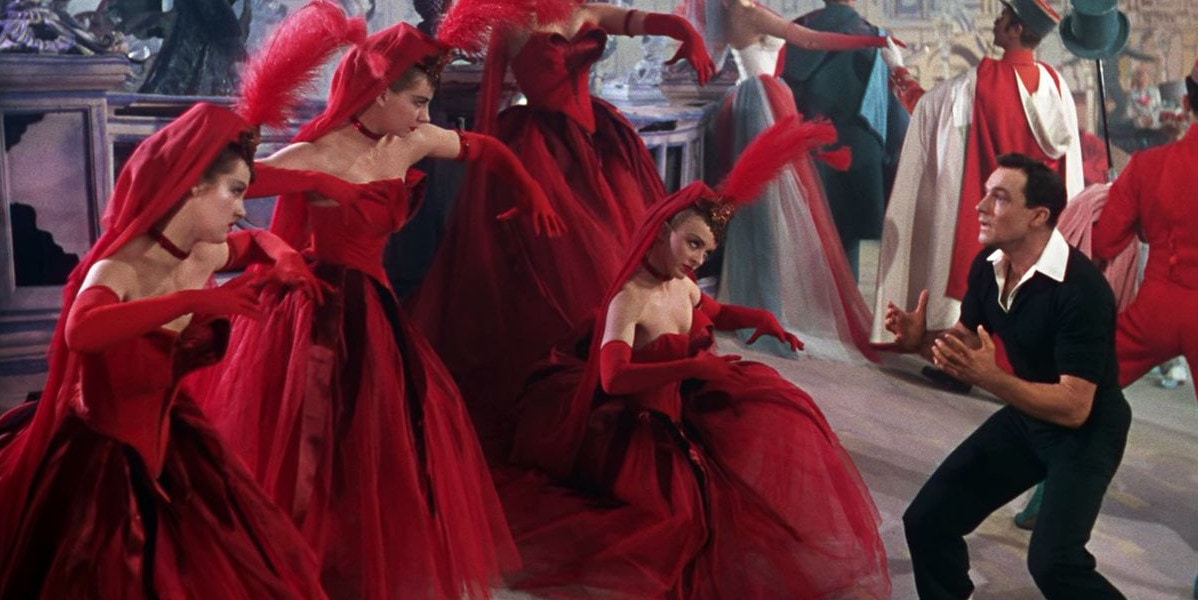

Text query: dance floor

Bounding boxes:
[1,242,1194,599]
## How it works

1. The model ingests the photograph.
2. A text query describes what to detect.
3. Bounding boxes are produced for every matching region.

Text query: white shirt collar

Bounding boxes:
[986,229,1069,311]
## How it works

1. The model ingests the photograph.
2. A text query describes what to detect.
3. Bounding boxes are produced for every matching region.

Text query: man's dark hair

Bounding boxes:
[1187,75,1198,116]
[996,152,1066,226]
[1007,11,1046,49]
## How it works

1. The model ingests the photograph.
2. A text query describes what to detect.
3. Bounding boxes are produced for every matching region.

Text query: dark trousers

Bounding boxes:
[903,404,1129,599]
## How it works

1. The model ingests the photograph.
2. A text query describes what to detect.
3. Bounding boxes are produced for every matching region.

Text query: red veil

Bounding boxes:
[512,116,845,476]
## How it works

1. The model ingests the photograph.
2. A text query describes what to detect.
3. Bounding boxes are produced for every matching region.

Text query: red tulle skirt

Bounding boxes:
[0,400,324,599]
[193,264,517,599]
[408,100,665,460]
[503,350,890,599]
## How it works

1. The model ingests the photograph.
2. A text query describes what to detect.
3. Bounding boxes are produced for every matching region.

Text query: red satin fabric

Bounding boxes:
[0,318,324,599]
[409,23,665,460]
[948,54,1067,299]
[192,176,517,599]
[502,308,890,598]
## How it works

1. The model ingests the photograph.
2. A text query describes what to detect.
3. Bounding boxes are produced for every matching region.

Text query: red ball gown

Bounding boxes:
[409,23,666,457]
[0,314,324,599]
[503,305,891,599]
[193,172,517,599]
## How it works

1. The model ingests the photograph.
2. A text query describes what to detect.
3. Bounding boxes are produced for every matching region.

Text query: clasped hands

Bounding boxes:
[884,289,1001,387]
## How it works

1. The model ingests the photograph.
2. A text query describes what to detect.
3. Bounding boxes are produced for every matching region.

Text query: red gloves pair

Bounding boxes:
[65,275,260,353]
[65,228,327,354]
[596,295,801,396]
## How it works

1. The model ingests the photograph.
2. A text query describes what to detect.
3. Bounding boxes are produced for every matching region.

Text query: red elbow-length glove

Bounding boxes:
[457,131,565,237]
[640,13,717,85]
[599,340,741,396]
[65,278,260,354]
[699,293,803,351]
[247,163,358,206]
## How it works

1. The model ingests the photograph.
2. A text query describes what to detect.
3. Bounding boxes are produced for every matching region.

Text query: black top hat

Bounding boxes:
[1060,0,1130,60]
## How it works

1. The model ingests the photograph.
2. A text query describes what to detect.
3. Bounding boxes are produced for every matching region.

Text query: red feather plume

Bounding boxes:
[439,0,577,53]
[718,115,842,205]
[236,0,367,128]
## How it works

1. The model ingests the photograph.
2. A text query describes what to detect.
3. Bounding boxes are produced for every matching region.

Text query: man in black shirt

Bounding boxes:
[884,153,1129,599]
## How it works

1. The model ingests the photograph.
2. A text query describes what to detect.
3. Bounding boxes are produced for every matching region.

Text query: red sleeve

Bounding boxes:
[1092,157,1142,260]
[889,66,924,114]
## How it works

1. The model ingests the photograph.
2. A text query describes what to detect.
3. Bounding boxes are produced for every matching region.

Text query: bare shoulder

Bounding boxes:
[607,283,650,324]
[260,142,321,170]
[80,257,138,300]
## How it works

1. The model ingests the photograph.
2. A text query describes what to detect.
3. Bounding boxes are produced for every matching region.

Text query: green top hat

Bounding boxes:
[1000,0,1061,38]
[1059,1,1129,60]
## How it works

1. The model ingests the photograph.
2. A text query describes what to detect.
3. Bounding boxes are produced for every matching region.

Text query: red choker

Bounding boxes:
[147,227,191,260]
[640,257,673,282]
[350,115,385,141]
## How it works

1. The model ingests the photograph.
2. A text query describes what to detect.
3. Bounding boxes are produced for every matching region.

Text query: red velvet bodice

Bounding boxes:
[308,170,424,285]
[509,23,606,133]
[74,316,228,477]
[626,307,715,418]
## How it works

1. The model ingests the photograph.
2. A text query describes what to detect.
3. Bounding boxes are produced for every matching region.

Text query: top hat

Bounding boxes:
[1000,0,1061,39]
[1059,0,1130,60]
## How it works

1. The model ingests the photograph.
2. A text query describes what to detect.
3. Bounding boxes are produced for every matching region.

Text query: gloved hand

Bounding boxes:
[880,36,905,70]
[224,229,329,304]
[699,293,803,351]
[457,131,566,237]
[641,12,717,85]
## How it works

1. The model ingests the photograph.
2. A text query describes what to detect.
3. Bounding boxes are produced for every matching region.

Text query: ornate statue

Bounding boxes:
[0,0,124,54]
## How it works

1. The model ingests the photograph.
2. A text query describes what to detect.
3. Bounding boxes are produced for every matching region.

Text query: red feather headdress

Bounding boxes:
[438,0,578,54]
[235,0,366,129]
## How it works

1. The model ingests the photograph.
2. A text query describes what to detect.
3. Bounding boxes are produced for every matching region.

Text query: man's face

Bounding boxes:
[976,167,1047,247]
[992,6,1020,48]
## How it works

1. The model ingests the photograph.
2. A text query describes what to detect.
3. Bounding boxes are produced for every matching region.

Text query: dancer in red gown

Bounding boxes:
[191,17,551,599]
[413,0,717,457]
[0,100,328,599]
[500,118,890,599]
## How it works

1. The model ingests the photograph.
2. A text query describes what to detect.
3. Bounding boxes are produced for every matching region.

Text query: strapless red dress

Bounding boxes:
[408,24,666,460]
[0,314,324,599]
[192,172,517,599]
[502,307,891,599]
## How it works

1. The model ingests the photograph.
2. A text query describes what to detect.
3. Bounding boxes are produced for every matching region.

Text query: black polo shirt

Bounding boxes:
[959,235,1125,429]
